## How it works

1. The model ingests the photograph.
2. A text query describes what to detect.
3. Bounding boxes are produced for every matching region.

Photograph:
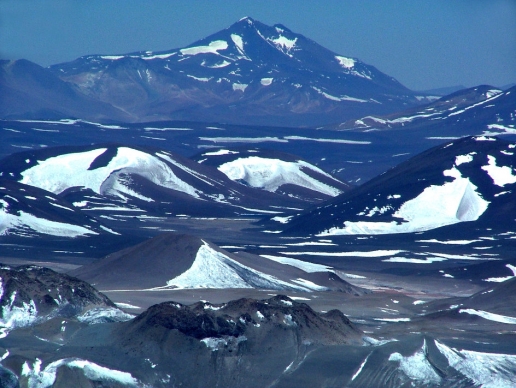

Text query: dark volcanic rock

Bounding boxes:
[127,301,246,340]
[0,264,115,328]
[121,295,362,346]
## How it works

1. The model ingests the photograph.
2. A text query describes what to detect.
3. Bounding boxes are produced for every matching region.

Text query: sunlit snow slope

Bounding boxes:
[285,136,516,236]
[195,148,350,201]
[72,233,361,293]
[0,145,310,217]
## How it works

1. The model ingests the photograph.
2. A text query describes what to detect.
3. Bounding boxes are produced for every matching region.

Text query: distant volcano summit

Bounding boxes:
[2,18,427,126]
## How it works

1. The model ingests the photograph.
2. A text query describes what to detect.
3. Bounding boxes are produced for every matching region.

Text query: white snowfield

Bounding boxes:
[164,241,325,291]
[319,166,489,236]
[334,56,372,79]
[217,156,343,197]
[388,340,442,385]
[435,340,516,388]
[20,147,200,200]
[22,358,142,388]
[261,77,273,86]
[311,86,368,103]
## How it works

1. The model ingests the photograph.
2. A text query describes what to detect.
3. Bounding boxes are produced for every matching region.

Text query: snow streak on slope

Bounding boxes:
[217,156,342,196]
[319,166,489,236]
[20,147,199,198]
[165,241,320,291]
[435,340,516,387]
[459,309,516,324]
[260,255,334,273]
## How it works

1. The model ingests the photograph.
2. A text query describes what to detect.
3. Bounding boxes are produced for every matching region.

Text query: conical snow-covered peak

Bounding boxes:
[47,18,417,126]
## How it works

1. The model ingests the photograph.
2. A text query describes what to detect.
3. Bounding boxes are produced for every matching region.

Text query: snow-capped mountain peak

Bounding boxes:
[38,18,421,127]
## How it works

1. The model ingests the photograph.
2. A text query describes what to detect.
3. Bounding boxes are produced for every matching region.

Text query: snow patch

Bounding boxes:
[260,78,273,86]
[230,34,245,54]
[232,83,248,92]
[416,239,480,245]
[291,278,327,291]
[260,255,333,273]
[0,209,97,238]
[455,152,476,166]
[483,264,516,282]
[481,155,516,187]
[180,40,228,56]
[77,307,134,324]
[22,358,140,387]
[319,167,488,236]
[203,149,239,157]
[388,340,441,384]
[218,156,342,196]
[284,250,404,257]
[0,292,38,336]
[200,136,288,144]
[335,55,355,68]
[374,317,411,322]
[284,136,370,144]
[351,352,371,381]
[270,36,297,53]
[114,302,141,309]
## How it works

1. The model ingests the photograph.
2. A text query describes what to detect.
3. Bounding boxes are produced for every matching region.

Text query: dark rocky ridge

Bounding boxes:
[0,264,115,323]
[125,295,362,345]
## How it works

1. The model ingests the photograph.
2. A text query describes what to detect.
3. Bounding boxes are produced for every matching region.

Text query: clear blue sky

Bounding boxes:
[1,0,514,91]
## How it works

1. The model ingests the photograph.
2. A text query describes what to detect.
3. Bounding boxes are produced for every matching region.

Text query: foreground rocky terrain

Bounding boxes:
[1,263,516,387]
